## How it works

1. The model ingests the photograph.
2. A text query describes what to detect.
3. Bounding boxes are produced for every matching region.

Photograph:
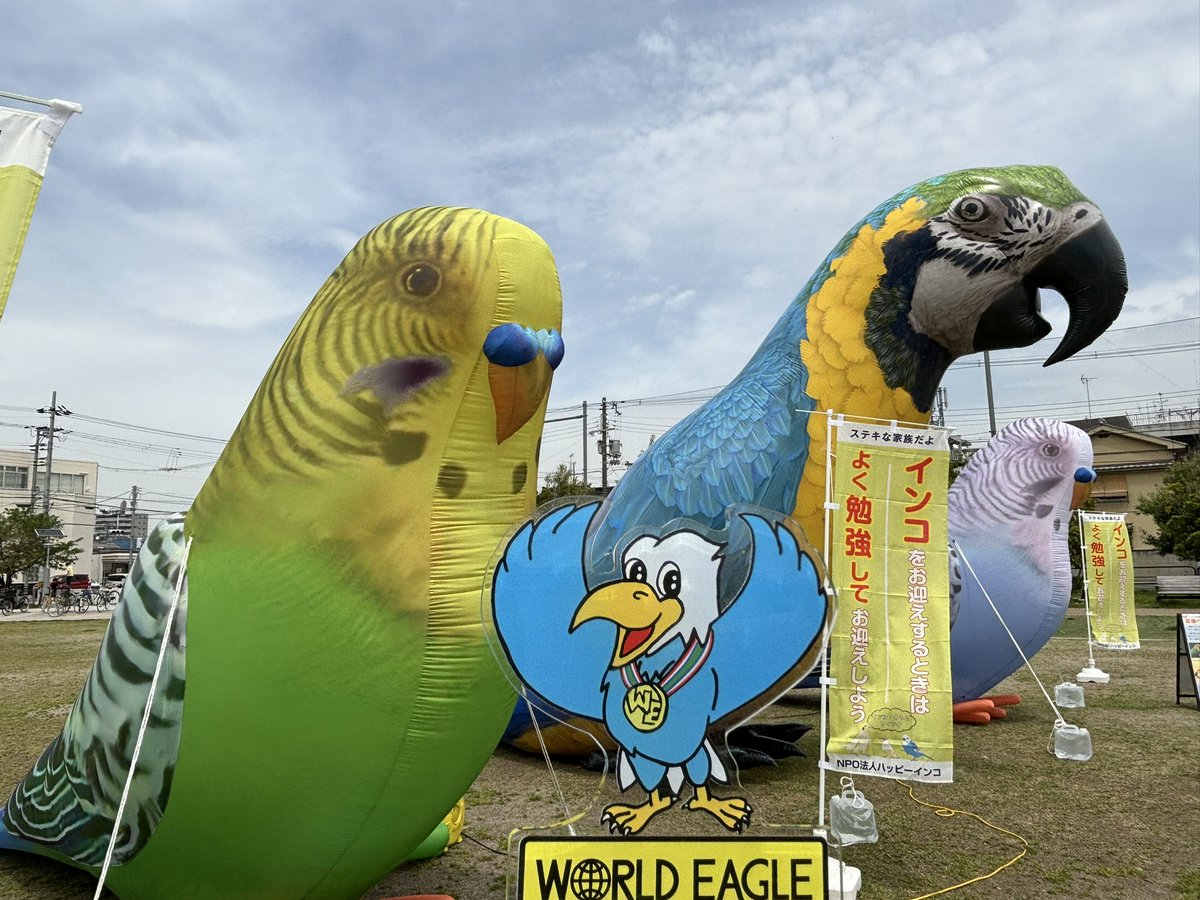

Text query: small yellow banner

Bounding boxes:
[827,420,953,783]
[1080,513,1140,650]
[518,836,827,900]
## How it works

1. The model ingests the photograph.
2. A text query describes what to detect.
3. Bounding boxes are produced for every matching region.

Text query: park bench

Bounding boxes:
[1155,575,1200,600]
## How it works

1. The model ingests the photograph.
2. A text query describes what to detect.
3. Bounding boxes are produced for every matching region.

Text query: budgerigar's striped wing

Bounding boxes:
[0,514,188,868]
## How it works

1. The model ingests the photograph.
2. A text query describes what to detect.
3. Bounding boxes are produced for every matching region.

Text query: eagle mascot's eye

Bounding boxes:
[657,563,682,599]
[625,558,648,583]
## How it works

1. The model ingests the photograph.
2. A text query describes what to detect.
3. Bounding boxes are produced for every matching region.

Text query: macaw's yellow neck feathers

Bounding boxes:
[792,197,931,547]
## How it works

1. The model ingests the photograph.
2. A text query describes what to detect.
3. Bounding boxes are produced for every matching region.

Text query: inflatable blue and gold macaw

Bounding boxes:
[585,166,1126,582]
[504,165,1127,758]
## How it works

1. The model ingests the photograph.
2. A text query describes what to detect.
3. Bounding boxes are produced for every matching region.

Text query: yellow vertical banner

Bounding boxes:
[826,420,953,783]
[1080,512,1140,650]
[0,99,78,321]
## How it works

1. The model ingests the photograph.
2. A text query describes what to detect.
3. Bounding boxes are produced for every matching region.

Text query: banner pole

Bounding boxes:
[1076,510,1110,683]
[817,410,838,829]
[0,90,82,113]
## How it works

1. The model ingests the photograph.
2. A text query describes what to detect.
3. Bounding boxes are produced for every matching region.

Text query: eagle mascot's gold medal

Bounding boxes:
[623,682,668,732]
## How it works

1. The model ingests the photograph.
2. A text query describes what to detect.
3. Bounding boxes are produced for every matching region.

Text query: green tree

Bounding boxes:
[0,508,81,586]
[536,463,592,506]
[947,438,975,486]
[1138,452,1200,561]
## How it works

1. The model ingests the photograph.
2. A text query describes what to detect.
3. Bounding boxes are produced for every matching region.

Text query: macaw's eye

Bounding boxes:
[1042,442,1061,457]
[625,558,648,583]
[952,195,990,223]
[657,563,682,600]
[402,263,441,297]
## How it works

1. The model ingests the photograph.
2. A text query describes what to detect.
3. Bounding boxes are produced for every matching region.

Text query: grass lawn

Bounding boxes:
[2,612,1198,899]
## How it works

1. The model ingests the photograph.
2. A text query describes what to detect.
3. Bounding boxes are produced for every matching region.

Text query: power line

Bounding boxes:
[61,412,228,444]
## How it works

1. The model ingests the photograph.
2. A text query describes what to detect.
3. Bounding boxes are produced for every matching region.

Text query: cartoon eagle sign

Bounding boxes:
[490,501,830,835]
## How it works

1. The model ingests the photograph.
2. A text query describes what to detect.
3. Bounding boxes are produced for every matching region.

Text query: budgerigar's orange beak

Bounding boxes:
[489,356,553,444]
[1071,466,1098,509]
[484,322,562,444]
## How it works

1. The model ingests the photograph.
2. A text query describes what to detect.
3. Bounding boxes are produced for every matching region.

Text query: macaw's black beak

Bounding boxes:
[1035,219,1127,366]
[973,216,1128,365]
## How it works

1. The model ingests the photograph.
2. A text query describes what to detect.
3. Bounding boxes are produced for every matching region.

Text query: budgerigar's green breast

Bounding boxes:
[112,208,563,899]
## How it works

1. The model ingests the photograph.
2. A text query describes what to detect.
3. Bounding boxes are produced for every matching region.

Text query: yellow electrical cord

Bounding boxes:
[896,780,1029,900]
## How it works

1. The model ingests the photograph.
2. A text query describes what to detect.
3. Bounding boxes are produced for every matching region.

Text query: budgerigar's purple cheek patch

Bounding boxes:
[342,357,451,410]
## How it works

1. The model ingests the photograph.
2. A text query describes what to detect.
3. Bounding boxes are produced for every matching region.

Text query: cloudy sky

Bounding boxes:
[2,0,1197,524]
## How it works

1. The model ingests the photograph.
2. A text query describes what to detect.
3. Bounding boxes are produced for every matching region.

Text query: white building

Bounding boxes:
[93,506,150,579]
[0,448,98,583]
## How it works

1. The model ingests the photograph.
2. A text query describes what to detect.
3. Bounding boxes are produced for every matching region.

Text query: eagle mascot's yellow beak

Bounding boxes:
[570,582,684,668]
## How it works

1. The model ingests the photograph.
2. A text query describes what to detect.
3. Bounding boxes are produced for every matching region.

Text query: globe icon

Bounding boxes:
[569,858,610,900]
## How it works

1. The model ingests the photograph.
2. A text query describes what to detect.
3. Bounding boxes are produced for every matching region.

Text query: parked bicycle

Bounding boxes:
[0,589,34,616]
[92,587,114,611]
[45,589,86,616]
[73,589,93,613]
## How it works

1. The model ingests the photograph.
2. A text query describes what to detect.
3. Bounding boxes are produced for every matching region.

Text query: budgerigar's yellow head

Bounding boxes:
[193,207,563,528]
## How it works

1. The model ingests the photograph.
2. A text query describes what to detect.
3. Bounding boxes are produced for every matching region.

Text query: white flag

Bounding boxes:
[0,98,79,320]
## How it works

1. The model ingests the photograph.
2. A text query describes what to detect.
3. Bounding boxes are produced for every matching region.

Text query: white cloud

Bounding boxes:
[1,0,1196,507]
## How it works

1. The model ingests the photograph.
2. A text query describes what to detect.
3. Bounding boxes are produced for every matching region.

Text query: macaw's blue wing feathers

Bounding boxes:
[709,514,827,722]
[587,336,813,582]
[1,515,188,868]
[492,502,610,720]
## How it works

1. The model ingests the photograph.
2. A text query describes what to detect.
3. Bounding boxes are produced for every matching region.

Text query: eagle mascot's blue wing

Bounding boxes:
[492,502,610,721]
[709,514,828,723]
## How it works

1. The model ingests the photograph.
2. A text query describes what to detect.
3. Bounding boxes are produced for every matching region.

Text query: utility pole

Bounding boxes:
[932,387,948,427]
[983,352,997,437]
[42,393,59,515]
[599,397,609,490]
[1081,376,1095,420]
[28,426,44,507]
[581,400,588,486]
[126,486,139,571]
[36,391,71,515]
[36,392,70,591]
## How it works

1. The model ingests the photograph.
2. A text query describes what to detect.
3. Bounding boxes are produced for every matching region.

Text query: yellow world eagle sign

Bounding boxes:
[519,837,827,900]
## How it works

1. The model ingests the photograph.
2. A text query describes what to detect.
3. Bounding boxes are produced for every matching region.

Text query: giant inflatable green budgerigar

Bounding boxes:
[0,207,564,898]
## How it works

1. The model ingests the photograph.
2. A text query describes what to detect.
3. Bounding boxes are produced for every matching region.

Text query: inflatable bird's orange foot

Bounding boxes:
[952,694,1021,725]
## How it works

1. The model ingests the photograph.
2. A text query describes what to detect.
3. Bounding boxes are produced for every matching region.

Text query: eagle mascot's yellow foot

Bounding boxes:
[686,785,753,833]
[600,789,674,836]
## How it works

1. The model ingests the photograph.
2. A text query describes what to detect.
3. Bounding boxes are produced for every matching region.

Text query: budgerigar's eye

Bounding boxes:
[402,263,441,297]
[1042,442,1061,457]
[625,558,648,583]
[951,195,991,224]
[658,563,682,599]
